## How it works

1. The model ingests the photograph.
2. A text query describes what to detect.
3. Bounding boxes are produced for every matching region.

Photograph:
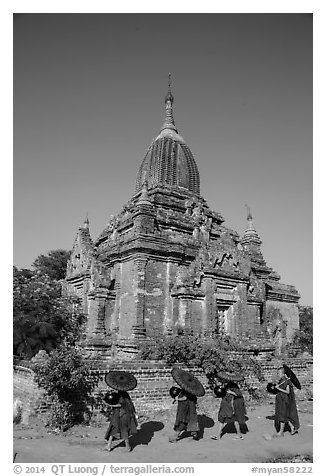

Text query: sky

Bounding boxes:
[13,13,312,305]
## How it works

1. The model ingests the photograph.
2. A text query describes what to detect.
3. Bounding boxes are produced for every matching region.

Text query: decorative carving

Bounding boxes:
[89,260,113,291]
[184,198,214,242]
[247,271,265,300]
[121,200,134,215]
[266,307,288,355]
[174,260,204,290]
[185,198,195,215]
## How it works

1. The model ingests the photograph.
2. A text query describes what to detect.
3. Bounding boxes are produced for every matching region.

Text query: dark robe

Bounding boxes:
[218,393,234,423]
[174,392,199,433]
[287,381,300,430]
[274,376,300,431]
[275,376,291,425]
[231,386,247,424]
[104,391,138,441]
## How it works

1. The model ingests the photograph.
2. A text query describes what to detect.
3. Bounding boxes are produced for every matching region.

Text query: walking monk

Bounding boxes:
[103,370,138,452]
[274,366,300,437]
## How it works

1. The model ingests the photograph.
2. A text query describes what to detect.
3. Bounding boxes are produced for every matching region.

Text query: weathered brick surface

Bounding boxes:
[13,356,313,416]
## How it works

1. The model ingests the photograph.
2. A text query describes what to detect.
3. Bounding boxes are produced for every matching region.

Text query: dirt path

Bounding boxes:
[13,403,313,463]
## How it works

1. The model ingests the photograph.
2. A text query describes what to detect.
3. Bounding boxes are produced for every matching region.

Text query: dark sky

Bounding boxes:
[13,13,312,305]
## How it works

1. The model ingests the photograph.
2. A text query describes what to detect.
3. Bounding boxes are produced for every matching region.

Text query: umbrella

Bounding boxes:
[215,370,244,383]
[171,367,205,397]
[105,371,137,391]
[283,364,301,390]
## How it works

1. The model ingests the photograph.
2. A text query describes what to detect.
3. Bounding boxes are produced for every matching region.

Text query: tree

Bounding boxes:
[32,249,71,281]
[13,266,85,358]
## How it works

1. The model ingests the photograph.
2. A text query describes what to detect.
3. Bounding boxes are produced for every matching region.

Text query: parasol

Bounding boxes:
[171,367,205,397]
[215,370,244,383]
[283,364,301,390]
[105,371,137,391]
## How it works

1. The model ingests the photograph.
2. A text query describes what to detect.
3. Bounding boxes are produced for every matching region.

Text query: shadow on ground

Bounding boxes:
[130,421,164,449]
[197,414,215,439]
[220,420,249,437]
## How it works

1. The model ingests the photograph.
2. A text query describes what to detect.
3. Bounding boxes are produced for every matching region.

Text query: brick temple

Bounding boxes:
[64,81,300,360]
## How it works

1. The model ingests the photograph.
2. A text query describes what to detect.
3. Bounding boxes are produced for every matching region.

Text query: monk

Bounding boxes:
[211,381,247,440]
[274,366,300,437]
[104,390,138,452]
[170,389,199,442]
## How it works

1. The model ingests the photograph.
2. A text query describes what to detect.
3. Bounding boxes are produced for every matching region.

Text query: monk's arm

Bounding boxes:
[275,385,290,394]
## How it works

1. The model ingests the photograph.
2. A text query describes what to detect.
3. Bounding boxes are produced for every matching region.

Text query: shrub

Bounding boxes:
[45,397,75,431]
[138,332,264,381]
[33,346,100,430]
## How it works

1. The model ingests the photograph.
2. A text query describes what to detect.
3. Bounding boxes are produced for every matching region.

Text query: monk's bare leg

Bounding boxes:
[211,422,226,440]
[233,421,243,439]
[106,436,113,451]
[275,422,285,437]
[124,437,131,452]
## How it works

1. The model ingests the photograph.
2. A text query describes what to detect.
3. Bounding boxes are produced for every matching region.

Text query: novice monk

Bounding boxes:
[104,390,138,452]
[226,381,247,439]
[274,366,300,437]
[170,389,199,442]
[211,381,247,440]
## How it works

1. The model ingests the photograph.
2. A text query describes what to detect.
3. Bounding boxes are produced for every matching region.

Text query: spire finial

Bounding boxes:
[83,212,89,229]
[245,204,252,221]
[161,73,177,133]
[165,72,174,105]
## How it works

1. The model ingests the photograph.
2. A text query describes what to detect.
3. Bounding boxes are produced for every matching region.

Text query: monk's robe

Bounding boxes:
[105,391,137,441]
[174,392,199,433]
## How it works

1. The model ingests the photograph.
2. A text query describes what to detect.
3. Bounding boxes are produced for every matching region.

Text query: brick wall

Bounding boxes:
[13,356,313,417]
[13,364,46,422]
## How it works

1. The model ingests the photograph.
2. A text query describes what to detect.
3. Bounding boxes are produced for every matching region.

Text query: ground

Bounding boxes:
[13,400,313,464]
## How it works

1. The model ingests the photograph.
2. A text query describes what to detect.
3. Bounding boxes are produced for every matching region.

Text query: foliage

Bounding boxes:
[13,266,85,358]
[138,332,264,381]
[292,306,313,355]
[32,249,71,281]
[44,397,75,431]
[33,346,100,430]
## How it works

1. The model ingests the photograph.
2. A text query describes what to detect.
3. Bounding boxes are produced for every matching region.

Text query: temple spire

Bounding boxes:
[242,205,262,246]
[82,213,90,230]
[160,73,178,133]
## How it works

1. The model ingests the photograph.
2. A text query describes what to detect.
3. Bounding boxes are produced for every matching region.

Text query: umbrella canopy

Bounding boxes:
[105,371,137,391]
[171,367,205,397]
[283,364,301,390]
[215,370,244,383]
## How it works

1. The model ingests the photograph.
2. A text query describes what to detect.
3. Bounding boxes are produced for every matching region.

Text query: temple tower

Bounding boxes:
[65,79,300,361]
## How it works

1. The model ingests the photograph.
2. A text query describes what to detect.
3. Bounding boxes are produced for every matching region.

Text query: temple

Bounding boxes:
[64,78,300,360]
